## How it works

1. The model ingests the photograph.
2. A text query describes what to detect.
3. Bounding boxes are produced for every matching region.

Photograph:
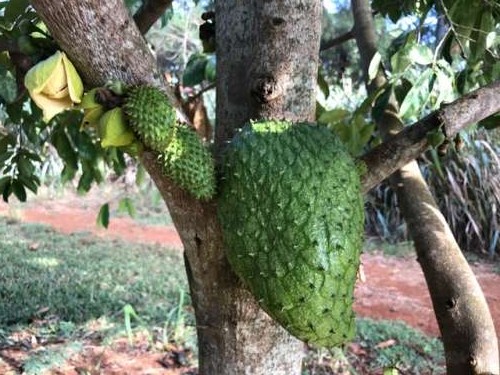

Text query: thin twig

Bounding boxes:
[188,82,216,102]
[320,29,354,51]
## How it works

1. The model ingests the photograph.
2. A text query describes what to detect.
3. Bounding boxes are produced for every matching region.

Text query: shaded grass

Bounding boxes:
[0,220,187,326]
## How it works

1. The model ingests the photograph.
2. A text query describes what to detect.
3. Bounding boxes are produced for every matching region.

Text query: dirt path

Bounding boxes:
[1,199,500,339]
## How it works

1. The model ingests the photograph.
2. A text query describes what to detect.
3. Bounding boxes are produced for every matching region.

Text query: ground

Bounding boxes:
[0,186,498,374]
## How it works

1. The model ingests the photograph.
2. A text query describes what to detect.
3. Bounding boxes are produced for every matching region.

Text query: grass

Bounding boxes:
[0,221,187,326]
[0,218,445,373]
[0,218,195,372]
[303,319,445,374]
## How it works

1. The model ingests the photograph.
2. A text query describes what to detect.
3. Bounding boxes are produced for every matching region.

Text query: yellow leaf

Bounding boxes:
[30,92,73,122]
[79,88,102,110]
[81,105,105,129]
[24,51,63,94]
[62,53,83,103]
[42,57,66,97]
[24,51,84,122]
[99,108,136,148]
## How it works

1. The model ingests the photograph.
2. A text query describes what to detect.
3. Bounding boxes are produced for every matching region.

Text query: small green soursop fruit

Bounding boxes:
[123,86,176,151]
[218,120,364,348]
[160,124,215,200]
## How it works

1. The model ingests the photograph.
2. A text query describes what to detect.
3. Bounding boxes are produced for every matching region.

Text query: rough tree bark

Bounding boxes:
[30,0,321,374]
[351,0,499,373]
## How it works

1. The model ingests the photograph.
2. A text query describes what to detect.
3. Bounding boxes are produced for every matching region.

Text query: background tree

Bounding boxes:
[0,0,499,373]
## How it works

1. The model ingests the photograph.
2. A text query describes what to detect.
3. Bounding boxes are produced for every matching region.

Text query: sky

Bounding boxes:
[323,0,350,13]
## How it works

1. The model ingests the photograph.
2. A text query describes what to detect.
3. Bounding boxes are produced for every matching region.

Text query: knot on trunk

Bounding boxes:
[251,75,281,103]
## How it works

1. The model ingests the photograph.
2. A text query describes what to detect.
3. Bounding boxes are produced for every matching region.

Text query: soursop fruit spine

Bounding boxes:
[218,120,364,348]
[123,86,176,150]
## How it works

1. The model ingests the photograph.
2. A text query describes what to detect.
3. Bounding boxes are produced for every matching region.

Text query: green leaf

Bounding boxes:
[96,203,110,229]
[368,52,382,82]
[408,44,433,66]
[183,53,208,87]
[11,179,27,202]
[77,171,93,193]
[317,69,330,99]
[478,113,500,130]
[18,174,39,194]
[315,101,326,120]
[61,165,76,183]
[73,130,98,161]
[399,69,434,119]
[0,176,11,195]
[2,179,12,202]
[353,83,389,118]
[4,0,30,24]
[469,11,495,62]
[433,68,454,108]
[52,127,79,171]
[0,150,14,167]
[17,154,35,177]
[372,85,393,122]
[0,66,18,103]
[426,128,446,148]
[390,48,412,74]
[118,197,136,218]
[318,108,350,124]
[447,0,482,54]
[204,54,216,83]
[0,134,15,155]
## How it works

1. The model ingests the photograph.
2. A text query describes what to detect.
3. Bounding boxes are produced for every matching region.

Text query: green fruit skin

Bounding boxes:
[161,124,215,200]
[218,120,364,348]
[123,86,176,151]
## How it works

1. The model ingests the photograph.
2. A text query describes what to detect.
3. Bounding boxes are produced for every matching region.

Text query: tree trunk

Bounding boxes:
[351,0,499,373]
[30,0,321,373]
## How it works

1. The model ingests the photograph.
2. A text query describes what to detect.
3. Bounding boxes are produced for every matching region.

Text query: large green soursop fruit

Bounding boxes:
[123,86,176,150]
[218,120,364,347]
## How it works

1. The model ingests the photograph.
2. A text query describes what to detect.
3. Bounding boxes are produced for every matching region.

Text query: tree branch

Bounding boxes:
[320,29,354,51]
[188,82,216,102]
[360,80,500,193]
[133,0,173,34]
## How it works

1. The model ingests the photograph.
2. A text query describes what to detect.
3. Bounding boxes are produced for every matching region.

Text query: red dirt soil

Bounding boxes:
[1,196,499,374]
